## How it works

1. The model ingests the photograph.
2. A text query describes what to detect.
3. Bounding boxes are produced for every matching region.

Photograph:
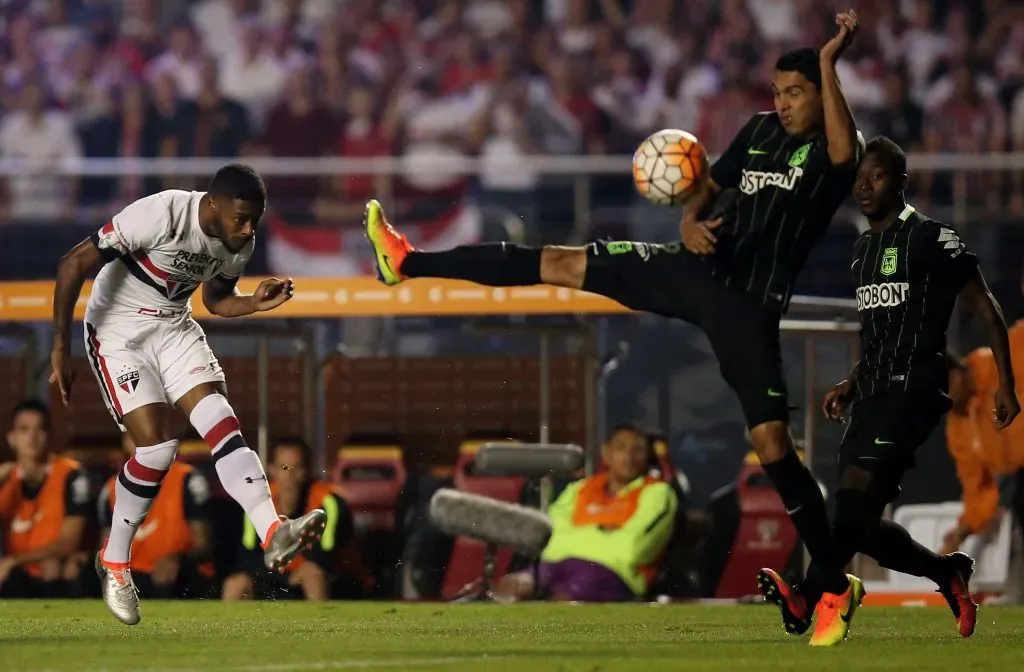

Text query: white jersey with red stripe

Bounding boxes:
[86,190,254,325]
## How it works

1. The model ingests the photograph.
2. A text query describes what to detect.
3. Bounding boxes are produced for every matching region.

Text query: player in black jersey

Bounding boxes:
[758,137,1020,645]
[365,12,863,626]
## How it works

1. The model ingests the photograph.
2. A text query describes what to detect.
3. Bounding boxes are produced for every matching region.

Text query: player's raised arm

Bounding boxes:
[819,10,862,168]
[958,267,1019,428]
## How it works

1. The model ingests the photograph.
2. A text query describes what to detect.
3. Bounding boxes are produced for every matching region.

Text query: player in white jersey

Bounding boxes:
[49,164,326,625]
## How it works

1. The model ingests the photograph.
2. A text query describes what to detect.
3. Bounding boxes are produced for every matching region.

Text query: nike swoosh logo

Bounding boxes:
[381,254,394,274]
[786,505,803,515]
[767,389,785,397]
[748,149,768,155]
[874,438,894,445]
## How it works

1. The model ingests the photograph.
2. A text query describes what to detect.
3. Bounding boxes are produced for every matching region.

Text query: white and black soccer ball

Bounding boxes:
[632,129,708,207]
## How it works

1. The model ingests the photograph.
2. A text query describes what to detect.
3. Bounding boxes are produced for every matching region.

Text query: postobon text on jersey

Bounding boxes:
[739,166,804,195]
[856,282,910,311]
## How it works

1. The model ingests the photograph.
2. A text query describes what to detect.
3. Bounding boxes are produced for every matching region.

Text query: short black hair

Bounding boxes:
[10,398,50,430]
[208,163,266,204]
[776,48,821,89]
[864,136,908,176]
[270,436,312,469]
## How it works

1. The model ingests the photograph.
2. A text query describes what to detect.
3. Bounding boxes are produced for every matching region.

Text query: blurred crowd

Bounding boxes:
[1,0,1024,223]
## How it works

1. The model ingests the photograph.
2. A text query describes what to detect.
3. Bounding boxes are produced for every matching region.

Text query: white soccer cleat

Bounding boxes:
[95,552,141,625]
[263,509,327,573]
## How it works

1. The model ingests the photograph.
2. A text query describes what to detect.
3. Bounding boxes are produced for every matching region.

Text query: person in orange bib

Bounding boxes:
[97,432,215,598]
[942,323,1024,554]
[0,400,90,598]
[222,437,352,601]
[498,423,678,602]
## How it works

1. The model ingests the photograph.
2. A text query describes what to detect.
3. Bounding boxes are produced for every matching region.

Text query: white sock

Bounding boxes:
[189,394,279,543]
[103,439,178,565]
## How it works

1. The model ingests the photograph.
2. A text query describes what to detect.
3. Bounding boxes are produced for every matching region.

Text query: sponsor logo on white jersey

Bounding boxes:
[857,282,910,310]
[739,166,804,195]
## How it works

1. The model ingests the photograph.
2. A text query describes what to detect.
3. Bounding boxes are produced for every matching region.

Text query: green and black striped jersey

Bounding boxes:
[708,112,860,312]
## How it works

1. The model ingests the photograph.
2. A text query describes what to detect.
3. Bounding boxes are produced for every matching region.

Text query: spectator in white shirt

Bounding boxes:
[218,17,289,132]
[0,81,83,222]
[146,22,203,100]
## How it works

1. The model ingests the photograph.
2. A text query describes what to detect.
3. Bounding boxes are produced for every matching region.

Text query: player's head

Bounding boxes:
[854,136,908,221]
[269,436,312,488]
[206,163,266,253]
[7,399,50,462]
[602,422,650,484]
[946,351,973,414]
[773,48,823,136]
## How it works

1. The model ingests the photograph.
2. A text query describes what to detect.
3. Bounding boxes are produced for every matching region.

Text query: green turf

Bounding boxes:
[2,601,1023,671]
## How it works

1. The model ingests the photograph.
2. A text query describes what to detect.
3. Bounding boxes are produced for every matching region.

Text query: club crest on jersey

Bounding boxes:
[880,247,899,276]
[788,143,811,167]
[116,370,140,394]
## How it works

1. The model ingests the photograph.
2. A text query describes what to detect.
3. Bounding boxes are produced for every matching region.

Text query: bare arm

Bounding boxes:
[819,12,862,168]
[53,239,104,354]
[202,275,294,318]
[960,268,1015,393]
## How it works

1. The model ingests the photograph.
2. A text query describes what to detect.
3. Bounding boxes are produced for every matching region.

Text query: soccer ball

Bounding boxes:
[632,129,708,206]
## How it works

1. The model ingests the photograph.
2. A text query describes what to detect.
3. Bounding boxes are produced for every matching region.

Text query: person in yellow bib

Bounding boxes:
[500,423,678,602]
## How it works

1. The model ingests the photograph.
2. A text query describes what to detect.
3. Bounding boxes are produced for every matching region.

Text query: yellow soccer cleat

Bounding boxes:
[809,574,866,647]
[363,199,413,286]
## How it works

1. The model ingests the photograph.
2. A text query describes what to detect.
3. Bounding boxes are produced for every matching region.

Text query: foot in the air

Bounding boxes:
[937,551,977,638]
[809,574,866,647]
[263,509,327,573]
[95,552,141,625]
[757,567,811,635]
[364,199,413,286]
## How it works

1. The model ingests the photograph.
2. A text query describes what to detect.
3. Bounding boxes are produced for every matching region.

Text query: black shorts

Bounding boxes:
[838,390,946,503]
[582,240,788,428]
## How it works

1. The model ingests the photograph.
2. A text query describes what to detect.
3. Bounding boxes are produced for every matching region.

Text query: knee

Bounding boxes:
[539,247,587,289]
[748,421,795,464]
[222,573,254,601]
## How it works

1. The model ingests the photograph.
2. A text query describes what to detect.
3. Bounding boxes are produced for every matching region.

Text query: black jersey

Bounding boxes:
[851,205,978,403]
[708,112,860,311]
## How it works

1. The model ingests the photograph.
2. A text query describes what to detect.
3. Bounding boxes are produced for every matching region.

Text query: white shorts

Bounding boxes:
[83,317,226,431]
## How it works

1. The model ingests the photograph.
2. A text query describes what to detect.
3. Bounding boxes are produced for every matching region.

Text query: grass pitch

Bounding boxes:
[2,601,1024,671]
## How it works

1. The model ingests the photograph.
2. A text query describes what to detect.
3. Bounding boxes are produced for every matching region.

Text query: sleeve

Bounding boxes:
[604,483,678,565]
[90,193,171,263]
[916,222,978,291]
[182,471,212,522]
[305,491,353,570]
[63,469,92,519]
[96,481,112,527]
[708,113,764,189]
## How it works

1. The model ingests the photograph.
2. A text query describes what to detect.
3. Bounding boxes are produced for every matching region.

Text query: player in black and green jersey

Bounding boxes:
[365,11,864,639]
[758,136,1021,644]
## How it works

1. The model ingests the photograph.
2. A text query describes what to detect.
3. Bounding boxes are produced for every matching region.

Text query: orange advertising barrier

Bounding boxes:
[0,278,630,322]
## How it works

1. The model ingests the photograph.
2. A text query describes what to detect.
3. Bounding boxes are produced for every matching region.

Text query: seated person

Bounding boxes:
[941,346,1024,554]
[97,433,215,598]
[222,437,352,601]
[497,423,678,602]
[0,400,89,597]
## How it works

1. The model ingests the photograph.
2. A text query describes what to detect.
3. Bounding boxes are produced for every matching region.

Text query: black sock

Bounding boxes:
[762,451,845,595]
[800,489,875,609]
[862,519,950,585]
[400,243,542,286]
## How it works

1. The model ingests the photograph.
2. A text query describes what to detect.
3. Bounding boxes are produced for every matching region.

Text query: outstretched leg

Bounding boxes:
[175,383,326,573]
